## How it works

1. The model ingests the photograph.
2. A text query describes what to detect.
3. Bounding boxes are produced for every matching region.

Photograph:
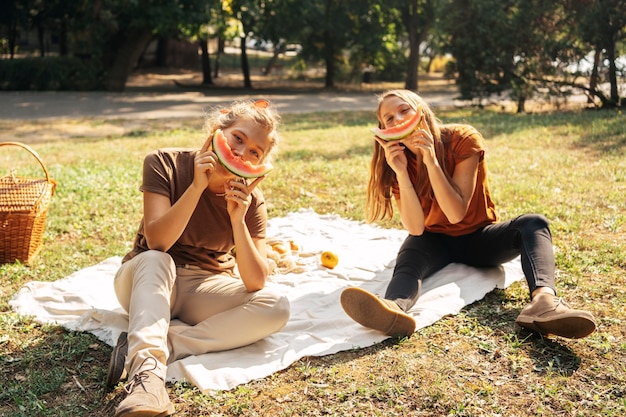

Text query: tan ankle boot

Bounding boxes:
[340,287,416,337]
[515,293,597,339]
[114,358,175,417]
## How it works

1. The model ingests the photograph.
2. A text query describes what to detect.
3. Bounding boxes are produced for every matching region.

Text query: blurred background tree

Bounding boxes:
[1,0,624,110]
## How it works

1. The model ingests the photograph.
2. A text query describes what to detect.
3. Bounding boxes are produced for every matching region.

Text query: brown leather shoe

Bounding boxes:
[114,358,175,417]
[340,287,416,337]
[107,332,128,390]
[516,293,597,339]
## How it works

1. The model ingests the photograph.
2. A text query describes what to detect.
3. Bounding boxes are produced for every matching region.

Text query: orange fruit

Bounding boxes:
[289,240,299,251]
[321,251,339,269]
[271,242,289,255]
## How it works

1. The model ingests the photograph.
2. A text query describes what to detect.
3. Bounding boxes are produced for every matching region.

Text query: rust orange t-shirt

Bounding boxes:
[393,124,498,236]
[122,148,267,274]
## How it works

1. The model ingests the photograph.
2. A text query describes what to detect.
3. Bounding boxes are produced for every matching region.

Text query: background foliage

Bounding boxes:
[1,0,625,108]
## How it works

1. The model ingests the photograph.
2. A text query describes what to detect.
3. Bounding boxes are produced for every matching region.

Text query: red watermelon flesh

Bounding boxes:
[371,110,423,141]
[212,129,273,178]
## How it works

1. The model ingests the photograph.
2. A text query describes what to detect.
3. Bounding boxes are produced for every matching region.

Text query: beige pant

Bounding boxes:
[114,250,290,380]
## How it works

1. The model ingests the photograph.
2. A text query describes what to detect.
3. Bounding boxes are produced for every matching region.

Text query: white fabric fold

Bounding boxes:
[10,209,523,392]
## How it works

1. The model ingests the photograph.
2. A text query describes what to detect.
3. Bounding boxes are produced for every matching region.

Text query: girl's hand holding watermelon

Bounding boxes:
[224,176,263,225]
[110,98,289,417]
[192,140,218,191]
[402,120,436,166]
[375,136,408,175]
[340,89,597,344]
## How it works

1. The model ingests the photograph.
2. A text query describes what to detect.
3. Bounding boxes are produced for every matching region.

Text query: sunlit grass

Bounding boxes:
[1,107,625,416]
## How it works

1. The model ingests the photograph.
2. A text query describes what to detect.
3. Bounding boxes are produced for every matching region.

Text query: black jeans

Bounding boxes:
[386,214,556,311]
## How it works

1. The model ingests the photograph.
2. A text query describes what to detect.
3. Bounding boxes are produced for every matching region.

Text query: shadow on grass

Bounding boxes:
[570,110,626,155]
[463,290,583,377]
[0,316,117,417]
[447,107,625,156]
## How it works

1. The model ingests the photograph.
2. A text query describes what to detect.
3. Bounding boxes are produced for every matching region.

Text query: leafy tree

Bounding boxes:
[65,0,211,91]
[179,0,222,85]
[565,0,626,107]
[440,0,518,101]
[391,0,435,91]
[271,0,387,88]
[441,0,581,112]
[0,0,32,58]
[252,0,305,76]
[227,0,257,88]
[506,0,580,112]
[296,0,356,88]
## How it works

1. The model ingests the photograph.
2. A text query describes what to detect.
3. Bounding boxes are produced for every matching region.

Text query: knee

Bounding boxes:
[132,250,177,286]
[518,214,550,233]
[258,288,291,329]
[137,249,175,264]
[273,294,291,327]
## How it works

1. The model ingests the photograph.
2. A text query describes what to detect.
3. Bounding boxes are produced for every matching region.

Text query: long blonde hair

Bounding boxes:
[365,90,449,223]
[204,98,281,164]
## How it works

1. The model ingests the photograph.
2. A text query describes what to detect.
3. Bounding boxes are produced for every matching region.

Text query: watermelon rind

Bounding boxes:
[212,130,273,178]
[371,111,423,141]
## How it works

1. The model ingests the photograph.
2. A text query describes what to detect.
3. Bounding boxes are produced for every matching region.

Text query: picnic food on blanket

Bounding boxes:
[321,250,339,269]
[371,108,423,141]
[270,241,289,255]
[267,239,306,274]
[212,129,273,178]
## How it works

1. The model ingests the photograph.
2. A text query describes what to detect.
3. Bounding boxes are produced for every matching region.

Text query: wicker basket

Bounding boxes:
[0,142,57,264]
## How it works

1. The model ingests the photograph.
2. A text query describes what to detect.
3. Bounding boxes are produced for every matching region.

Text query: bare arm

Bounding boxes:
[225,177,269,292]
[394,171,426,235]
[424,153,479,224]
[376,138,426,235]
[233,228,269,292]
[144,137,218,252]
[143,186,204,252]
[403,129,479,224]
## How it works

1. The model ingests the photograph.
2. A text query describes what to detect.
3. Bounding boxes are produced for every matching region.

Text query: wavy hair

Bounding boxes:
[365,89,450,223]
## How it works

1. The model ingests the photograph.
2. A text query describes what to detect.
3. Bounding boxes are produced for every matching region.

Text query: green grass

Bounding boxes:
[1,106,625,416]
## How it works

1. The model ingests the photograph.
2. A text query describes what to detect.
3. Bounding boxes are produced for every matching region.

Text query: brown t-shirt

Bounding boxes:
[122,148,267,274]
[393,124,498,236]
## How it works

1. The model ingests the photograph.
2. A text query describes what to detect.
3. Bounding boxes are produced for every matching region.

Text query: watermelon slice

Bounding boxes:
[212,129,273,178]
[371,110,423,141]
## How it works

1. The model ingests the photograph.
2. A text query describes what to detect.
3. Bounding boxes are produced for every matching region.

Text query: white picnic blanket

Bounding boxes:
[10,209,524,393]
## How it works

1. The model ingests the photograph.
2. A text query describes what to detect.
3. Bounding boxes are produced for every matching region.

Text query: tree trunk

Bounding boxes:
[588,48,601,104]
[59,18,68,56]
[263,43,284,75]
[156,37,168,67]
[401,0,428,92]
[200,40,213,85]
[516,95,526,113]
[36,18,45,57]
[606,39,619,106]
[103,29,153,92]
[8,21,17,58]
[240,35,252,89]
[405,29,420,91]
[323,31,335,88]
[214,37,225,79]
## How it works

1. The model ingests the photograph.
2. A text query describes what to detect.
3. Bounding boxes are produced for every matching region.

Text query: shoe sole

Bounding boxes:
[114,403,175,417]
[340,287,416,337]
[516,313,597,339]
[107,331,128,389]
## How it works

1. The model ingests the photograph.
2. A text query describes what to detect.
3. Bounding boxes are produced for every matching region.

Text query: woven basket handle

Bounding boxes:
[0,141,52,183]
